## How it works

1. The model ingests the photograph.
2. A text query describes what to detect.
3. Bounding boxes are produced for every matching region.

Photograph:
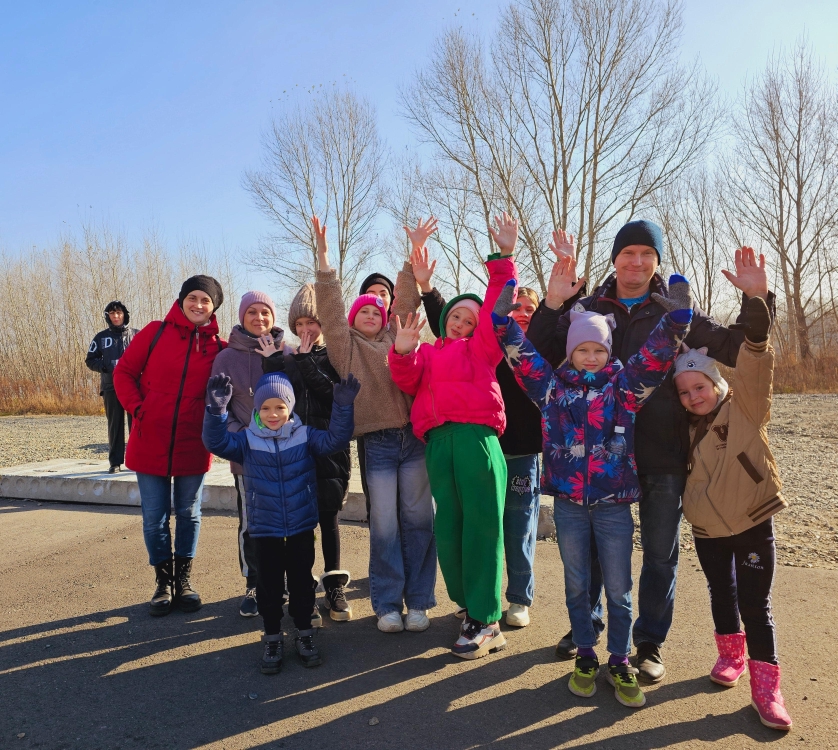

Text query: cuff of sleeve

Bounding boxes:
[316,269,337,282]
[745,338,769,351]
[668,309,693,325]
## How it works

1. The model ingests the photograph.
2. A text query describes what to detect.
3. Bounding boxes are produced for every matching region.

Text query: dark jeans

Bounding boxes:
[254,531,316,635]
[102,389,132,468]
[319,509,340,574]
[694,518,778,664]
[233,474,259,588]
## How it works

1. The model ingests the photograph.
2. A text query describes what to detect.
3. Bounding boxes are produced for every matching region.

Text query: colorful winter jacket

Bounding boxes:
[494,313,689,504]
[388,255,515,442]
[202,401,353,538]
[683,340,787,538]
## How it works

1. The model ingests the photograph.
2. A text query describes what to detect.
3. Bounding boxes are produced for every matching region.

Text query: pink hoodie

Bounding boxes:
[388,255,517,442]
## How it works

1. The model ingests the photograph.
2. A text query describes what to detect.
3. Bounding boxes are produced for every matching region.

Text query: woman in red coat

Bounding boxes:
[114,275,227,616]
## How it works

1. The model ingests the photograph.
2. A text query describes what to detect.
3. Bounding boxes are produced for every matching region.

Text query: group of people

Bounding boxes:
[86,213,792,731]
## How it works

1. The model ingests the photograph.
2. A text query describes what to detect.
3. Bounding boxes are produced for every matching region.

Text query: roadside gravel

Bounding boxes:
[2,394,836,569]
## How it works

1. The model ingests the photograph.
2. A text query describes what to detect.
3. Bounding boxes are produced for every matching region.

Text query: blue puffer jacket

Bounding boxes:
[202,402,354,537]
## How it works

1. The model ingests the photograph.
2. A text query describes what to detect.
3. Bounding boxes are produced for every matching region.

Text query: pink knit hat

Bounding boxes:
[446,298,481,324]
[348,294,388,329]
[238,291,277,327]
[566,305,616,361]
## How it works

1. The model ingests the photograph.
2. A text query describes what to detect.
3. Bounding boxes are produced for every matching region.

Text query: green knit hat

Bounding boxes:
[439,293,483,336]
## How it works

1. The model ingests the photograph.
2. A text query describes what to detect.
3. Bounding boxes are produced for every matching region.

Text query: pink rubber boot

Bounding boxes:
[749,660,792,730]
[710,631,746,687]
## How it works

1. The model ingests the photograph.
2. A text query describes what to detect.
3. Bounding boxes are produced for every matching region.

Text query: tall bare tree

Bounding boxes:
[244,88,387,296]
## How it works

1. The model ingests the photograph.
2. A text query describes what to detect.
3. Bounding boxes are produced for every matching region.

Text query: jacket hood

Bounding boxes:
[164,300,220,338]
[104,300,130,327]
[438,293,483,338]
[228,325,284,353]
[557,358,624,389]
[246,411,303,440]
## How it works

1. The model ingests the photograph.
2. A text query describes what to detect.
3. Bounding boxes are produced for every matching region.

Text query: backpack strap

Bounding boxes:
[143,321,167,370]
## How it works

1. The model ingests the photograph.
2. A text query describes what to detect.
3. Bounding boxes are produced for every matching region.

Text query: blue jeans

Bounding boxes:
[136,472,205,566]
[503,454,540,606]
[362,426,437,617]
[554,498,634,657]
[633,473,686,647]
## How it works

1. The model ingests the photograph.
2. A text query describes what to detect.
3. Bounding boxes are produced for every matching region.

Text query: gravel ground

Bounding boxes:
[2,394,836,570]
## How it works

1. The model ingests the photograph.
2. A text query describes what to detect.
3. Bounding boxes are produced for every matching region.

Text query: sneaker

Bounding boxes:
[239,587,259,618]
[108,465,121,474]
[556,629,601,660]
[634,642,666,684]
[295,628,322,668]
[451,619,507,660]
[377,612,404,633]
[568,654,599,698]
[454,607,467,620]
[606,664,646,708]
[260,634,283,674]
[505,604,530,627]
[311,606,323,629]
[324,585,353,622]
[405,609,430,632]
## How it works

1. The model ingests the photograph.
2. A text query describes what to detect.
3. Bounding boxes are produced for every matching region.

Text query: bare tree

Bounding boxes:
[244,88,387,296]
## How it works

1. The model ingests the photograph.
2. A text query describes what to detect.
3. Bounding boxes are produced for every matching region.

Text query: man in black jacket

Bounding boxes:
[527,221,772,683]
[85,301,138,472]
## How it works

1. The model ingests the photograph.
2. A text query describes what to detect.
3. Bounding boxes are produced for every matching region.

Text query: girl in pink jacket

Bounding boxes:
[388,213,519,661]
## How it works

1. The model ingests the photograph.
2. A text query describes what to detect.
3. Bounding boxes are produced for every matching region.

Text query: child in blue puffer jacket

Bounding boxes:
[492,273,692,710]
[202,371,359,674]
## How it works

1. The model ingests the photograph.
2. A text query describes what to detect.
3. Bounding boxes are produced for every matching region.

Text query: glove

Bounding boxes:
[652,274,693,324]
[492,279,521,325]
[333,374,361,406]
[206,374,233,414]
[730,295,771,343]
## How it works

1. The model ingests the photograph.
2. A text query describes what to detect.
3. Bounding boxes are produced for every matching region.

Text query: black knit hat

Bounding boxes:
[178,275,223,310]
[103,300,130,326]
[359,272,394,302]
[611,220,664,264]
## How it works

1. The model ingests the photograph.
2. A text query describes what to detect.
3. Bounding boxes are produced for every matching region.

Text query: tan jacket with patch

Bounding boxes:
[683,340,787,538]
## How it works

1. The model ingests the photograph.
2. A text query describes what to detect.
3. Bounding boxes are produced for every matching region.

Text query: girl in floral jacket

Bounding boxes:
[492,271,692,709]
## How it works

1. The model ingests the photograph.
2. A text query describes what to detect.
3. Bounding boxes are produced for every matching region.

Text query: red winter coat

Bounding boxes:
[388,255,515,442]
[114,301,226,476]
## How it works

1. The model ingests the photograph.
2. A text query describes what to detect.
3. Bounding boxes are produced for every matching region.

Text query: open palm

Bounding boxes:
[721,246,769,300]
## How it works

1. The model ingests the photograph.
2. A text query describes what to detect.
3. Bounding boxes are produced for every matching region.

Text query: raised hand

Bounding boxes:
[549,229,576,262]
[333,373,361,406]
[721,246,768,300]
[206,374,233,414]
[545,256,586,310]
[312,215,330,271]
[652,274,693,325]
[403,217,439,251]
[298,330,314,354]
[392,312,426,355]
[492,279,521,321]
[411,245,437,293]
[488,212,519,256]
[256,334,279,358]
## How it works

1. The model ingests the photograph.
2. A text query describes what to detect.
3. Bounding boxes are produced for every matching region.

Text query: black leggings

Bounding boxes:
[319,509,340,573]
[254,531,316,634]
[694,518,778,664]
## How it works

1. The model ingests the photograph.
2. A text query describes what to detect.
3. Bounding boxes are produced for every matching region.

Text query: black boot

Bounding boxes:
[295,628,322,668]
[261,634,283,675]
[321,570,353,622]
[174,556,202,612]
[150,559,174,617]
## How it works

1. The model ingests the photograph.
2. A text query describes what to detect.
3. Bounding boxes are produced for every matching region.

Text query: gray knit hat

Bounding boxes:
[287,283,318,332]
[254,372,296,413]
[674,346,729,401]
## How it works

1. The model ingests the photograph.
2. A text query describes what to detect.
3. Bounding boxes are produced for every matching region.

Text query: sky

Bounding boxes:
[1,0,837,262]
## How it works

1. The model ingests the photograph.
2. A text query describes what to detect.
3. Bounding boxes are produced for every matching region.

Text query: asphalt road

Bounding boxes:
[1,500,835,750]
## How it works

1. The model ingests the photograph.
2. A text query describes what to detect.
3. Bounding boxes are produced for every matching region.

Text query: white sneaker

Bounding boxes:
[452,619,507,660]
[377,611,404,633]
[506,604,530,628]
[405,609,430,632]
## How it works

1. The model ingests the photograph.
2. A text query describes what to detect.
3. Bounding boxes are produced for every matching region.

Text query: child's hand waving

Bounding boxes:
[721,246,768,300]
[489,212,518,256]
[393,313,426,355]
[403,217,439,251]
[652,274,694,325]
[207,374,233,414]
[492,279,521,324]
[411,246,437,293]
[545,256,586,310]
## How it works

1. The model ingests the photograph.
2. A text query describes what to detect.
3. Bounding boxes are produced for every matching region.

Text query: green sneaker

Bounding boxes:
[568,655,599,698]
[607,664,647,708]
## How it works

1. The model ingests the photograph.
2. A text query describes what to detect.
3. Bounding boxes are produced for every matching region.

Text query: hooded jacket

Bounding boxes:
[201,401,354,537]
[388,255,514,442]
[85,302,138,394]
[210,325,291,474]
[495,311,689,504]
[682,340,786,538]
[113,301,226,477]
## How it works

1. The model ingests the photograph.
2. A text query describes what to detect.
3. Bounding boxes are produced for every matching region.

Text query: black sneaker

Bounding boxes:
[239,587,259,618]
[149,559,173,617]
[556,630,601,660]
[325,585,353,621]
[173,556,202,613]
[261,635,283,674]
[634,642,666,684]
[108,465,121,474]
[295,628,322,667]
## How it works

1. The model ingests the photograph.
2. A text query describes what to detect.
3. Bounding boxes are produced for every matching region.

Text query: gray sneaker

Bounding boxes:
[260,634,283,675]
[295,628,322,668]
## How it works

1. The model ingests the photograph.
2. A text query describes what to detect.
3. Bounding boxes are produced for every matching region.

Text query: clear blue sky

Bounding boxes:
[1,0,837,255]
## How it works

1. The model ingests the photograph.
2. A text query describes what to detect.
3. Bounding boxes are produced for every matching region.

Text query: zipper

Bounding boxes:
[275,437,288,532]
[428,383,441,426]
[167,328,195,476]
[582,386,590,505]
[696,448,734,535]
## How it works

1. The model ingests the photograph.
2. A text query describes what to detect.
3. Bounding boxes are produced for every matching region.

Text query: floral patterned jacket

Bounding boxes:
[494,313,688,505]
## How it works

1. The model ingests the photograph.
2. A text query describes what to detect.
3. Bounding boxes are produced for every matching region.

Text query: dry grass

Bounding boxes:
[0,378,102,416]
[716,353,838,394]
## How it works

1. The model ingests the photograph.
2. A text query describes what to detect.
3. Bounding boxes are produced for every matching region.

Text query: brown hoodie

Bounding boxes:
[682,339,787,538]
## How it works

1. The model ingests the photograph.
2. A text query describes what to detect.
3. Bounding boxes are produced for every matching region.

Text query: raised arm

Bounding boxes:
[294,350,338,404]
[421,288,446,339]
[527,256,584,367]
[202,410,247,465]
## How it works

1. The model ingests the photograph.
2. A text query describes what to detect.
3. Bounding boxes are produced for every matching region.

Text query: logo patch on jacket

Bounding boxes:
[711,423,729,446]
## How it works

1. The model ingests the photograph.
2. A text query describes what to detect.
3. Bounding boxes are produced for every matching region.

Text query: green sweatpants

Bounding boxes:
[425,422,507,625]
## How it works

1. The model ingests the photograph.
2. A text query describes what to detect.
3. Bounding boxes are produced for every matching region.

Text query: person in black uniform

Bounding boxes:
[85,301,138,472]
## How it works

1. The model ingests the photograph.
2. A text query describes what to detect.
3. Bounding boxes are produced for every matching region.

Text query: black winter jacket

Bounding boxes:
[262,344,351,512]
[85,306,138,394]
[526,272,775,475]
[420,288,543,456]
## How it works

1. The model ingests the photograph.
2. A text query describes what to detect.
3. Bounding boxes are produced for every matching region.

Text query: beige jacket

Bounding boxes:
[683,339,787,538]
[315,262,419,437]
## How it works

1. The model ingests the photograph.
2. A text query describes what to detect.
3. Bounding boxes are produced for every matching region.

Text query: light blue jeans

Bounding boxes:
[136,472,205,566]
[554,498,634,657]
[503,454,540,606]
[362,426,437,617]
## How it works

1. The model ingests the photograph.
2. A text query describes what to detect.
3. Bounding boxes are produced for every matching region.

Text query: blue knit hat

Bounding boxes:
[611,220,664,264]
[253,373,295,413]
